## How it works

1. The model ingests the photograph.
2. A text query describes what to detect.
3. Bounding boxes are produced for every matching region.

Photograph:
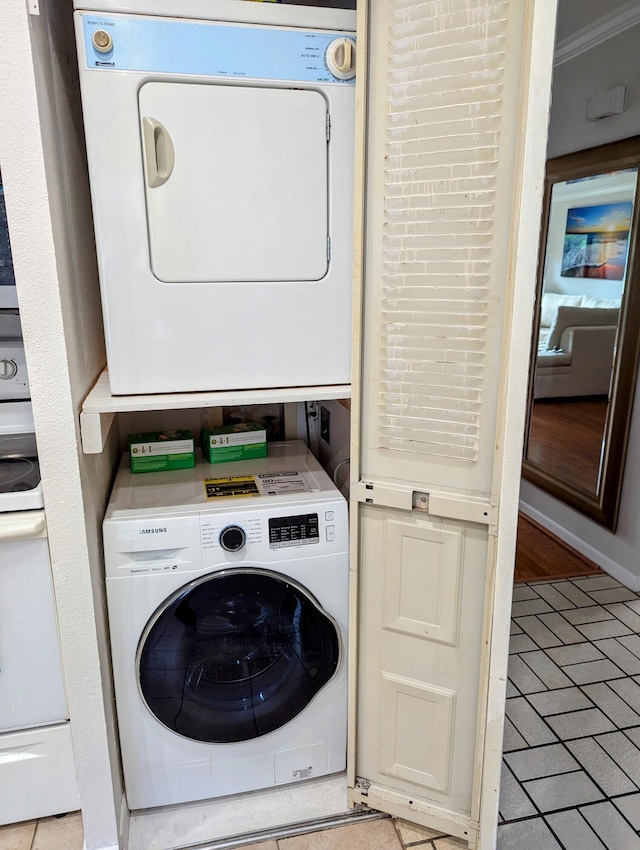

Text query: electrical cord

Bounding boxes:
[333,457,350,487]
[304,401,312,449]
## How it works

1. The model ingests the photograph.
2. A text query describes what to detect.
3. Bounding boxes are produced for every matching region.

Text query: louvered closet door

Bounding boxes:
[351,0,556,846]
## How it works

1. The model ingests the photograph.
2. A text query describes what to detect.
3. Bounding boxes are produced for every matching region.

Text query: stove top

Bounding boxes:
[0,433,40,494]
[0,401,43,511]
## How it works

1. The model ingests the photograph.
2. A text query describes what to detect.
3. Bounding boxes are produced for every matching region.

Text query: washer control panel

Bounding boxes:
[199,504,345,559]
[269,513,319,549]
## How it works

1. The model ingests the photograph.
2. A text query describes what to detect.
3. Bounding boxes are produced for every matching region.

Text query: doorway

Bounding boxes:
[516,0,640,583]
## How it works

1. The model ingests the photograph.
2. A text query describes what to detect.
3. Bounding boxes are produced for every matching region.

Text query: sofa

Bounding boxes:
[534,292,620,399]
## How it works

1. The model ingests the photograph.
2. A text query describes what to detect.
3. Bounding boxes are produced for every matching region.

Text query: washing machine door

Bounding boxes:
[137,569,341,743]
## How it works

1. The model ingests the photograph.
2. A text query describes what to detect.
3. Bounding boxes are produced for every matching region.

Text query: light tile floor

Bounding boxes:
[0,813,84,850]
[0,815,464,850]
[499,575,640,849]
[235,819,466,850]
[6,575,640,850]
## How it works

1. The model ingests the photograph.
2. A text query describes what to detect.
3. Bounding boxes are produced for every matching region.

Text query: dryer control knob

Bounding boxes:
[219,525,246,552]
[92,29,113,53]
[326,38,356,80]
[0,359,18,380]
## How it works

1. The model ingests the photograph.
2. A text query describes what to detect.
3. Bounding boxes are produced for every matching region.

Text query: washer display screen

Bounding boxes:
[137,569,340,743]
[268,513,319,549]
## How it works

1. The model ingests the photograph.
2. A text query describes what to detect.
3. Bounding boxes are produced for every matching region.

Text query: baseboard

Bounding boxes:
[518,501,640,592]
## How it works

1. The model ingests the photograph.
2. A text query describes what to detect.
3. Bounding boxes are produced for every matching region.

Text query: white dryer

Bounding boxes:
[102,442,348,810]
[74,1,356,395]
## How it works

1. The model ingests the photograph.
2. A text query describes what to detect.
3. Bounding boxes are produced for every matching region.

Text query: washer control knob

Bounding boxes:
[0,359,18,380]
[325,37,356,80]
[219,525,246,552]
[92,29,113,53]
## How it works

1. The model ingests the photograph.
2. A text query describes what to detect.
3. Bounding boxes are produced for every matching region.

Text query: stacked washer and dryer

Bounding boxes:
[74,0,356,811]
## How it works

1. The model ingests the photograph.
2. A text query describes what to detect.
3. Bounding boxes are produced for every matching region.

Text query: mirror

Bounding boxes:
[522,136,640,531]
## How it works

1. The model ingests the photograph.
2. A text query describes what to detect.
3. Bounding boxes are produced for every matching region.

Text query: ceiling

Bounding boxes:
[555,0,633,42]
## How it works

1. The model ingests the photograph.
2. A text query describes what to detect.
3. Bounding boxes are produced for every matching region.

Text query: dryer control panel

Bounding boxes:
[79,13,356,84]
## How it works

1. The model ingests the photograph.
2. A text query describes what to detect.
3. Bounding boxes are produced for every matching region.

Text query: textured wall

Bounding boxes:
[0,1,122,847]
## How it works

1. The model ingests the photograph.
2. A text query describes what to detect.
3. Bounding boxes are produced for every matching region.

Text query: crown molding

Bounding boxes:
[554,0,640,66]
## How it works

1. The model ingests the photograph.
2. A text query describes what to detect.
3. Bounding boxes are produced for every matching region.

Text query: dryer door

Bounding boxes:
[138,82,329,283]
[137,569,341,743]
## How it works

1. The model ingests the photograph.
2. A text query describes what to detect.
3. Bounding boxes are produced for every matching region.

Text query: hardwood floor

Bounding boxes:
[514,512,603,584]
[527,397,608,494]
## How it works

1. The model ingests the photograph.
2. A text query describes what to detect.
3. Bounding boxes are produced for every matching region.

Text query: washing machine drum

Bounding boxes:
[137,569,341,743]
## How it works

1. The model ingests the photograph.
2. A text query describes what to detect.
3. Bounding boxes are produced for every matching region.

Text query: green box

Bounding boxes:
[201,423,267,464]
[128,430,195,474]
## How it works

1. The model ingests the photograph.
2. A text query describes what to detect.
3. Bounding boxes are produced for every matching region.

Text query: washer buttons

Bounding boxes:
[325,511,334,521]
[326,525,336,542]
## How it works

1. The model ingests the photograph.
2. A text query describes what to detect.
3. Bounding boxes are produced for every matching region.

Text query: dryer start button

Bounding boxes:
[219,525,246,552]
[92,29,113,53]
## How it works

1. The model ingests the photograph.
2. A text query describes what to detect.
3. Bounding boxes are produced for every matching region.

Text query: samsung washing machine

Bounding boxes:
[102,442,348,810]
[73,1,356,395]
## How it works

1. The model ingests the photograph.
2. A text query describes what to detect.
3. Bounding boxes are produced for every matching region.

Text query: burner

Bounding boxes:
[0,400,43,511]
[0,456,38,492]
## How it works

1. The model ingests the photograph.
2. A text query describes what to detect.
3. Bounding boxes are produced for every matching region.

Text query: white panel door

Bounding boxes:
[139,82,328,283]
[357,508,487,815]
[350,0,557,846]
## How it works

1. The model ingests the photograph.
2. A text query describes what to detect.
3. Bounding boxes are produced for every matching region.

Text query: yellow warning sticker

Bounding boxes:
[204,475,260,499]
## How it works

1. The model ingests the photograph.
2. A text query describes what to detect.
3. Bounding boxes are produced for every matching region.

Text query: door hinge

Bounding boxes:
[27,0,39,13]
[326,112,331,141]
[355,776,370,797]
[327,236,331,263]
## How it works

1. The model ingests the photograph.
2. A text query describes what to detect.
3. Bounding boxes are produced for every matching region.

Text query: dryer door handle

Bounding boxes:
[142,117,175,188]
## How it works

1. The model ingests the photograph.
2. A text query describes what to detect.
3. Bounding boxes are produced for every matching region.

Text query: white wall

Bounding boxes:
[0,2,124,848]
[548,23,640,159]
[316,399,350,500]
[520,19,640,588]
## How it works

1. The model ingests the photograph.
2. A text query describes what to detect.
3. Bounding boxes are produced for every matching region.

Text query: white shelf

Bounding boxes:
[80,369,351,454]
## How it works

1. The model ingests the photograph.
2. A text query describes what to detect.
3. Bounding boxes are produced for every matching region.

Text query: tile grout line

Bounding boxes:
[505,678,640,821]
[501,577,640,846]
[540,812,572,850]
